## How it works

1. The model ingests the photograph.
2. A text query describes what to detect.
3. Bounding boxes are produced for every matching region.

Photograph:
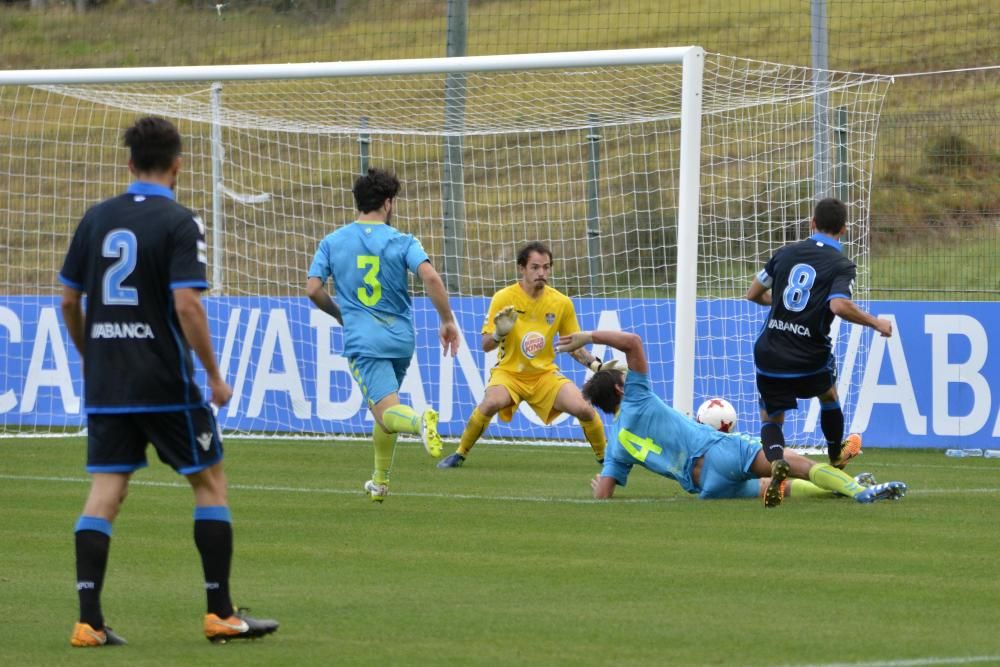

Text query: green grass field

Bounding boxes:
[3,438,999,666]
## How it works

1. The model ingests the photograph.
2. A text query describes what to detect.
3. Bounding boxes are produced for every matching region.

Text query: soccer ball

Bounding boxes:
[696,398,737,433]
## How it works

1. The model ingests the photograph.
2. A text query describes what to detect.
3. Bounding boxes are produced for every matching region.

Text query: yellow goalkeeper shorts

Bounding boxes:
[489,367,572,425]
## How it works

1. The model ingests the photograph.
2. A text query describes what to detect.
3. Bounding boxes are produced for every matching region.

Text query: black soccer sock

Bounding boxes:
[194,506,234,618]
[760,422,786,463]
[75,516,112,629]
[820,400,845,463]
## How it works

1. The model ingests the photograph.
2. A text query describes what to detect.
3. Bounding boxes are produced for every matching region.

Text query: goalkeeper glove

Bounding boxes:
[491,305,519,342]
[588,358,625,374]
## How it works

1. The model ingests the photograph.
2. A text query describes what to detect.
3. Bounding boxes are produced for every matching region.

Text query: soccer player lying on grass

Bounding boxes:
[556,330,907,504]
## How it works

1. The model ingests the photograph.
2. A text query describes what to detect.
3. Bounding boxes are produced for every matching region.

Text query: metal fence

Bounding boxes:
[2,0,997,299]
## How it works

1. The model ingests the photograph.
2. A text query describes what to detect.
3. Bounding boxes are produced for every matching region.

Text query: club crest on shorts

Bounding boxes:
[545,312,555,325]
[197,432,213,451]
[520,331,546,358]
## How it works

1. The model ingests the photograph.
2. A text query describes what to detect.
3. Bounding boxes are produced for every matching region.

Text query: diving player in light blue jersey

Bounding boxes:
[556,330,908,505]
[306,167,460,502]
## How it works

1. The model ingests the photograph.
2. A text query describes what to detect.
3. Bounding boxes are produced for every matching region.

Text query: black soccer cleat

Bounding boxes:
[763,459,790,508]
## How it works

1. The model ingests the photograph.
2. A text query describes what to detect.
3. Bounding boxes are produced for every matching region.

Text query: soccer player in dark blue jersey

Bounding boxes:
[746,197,893,507]
[307,167,460,502]
[558,330,906,504]
[59,117,277,646]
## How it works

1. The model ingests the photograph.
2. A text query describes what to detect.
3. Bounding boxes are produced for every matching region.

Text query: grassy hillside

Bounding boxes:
[1,0,997,297]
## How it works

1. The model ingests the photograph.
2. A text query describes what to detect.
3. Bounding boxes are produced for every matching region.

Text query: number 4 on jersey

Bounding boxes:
[618,428,662,462]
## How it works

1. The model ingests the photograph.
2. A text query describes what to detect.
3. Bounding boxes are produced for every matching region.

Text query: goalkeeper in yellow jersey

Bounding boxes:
[438,242,620,468]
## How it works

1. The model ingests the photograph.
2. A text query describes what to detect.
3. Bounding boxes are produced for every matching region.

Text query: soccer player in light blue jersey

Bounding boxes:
[556,330,907,505]
[306,167,460,502]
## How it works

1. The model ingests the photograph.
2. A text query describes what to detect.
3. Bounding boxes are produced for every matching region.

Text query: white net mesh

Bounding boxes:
[0,53,891,443]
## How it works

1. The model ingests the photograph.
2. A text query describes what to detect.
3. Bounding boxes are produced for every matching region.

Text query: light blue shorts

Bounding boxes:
[698,434,763,500]
[347,356,411,406]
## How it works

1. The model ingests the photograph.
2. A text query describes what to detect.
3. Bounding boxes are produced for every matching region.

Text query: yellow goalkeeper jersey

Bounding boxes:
[482,283,581,375]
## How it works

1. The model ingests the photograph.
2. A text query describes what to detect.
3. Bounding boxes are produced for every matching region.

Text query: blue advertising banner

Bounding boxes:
[1,296,997,447]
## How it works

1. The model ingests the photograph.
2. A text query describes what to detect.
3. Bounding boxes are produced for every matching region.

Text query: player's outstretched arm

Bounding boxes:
[305,276,343,325]
[830,298,892,337]
[174,287,233,407]
[557,330,647,374]
[745,277,772,306]
[417,261,460,356]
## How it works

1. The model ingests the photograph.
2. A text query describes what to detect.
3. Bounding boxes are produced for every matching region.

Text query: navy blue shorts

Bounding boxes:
[86,404,223,475]
[756,367,837,417]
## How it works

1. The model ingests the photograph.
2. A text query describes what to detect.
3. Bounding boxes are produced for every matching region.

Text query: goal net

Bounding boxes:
[0,49,891,446]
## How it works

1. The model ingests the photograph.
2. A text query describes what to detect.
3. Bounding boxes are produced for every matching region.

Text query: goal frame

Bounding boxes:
[0,46,706,415]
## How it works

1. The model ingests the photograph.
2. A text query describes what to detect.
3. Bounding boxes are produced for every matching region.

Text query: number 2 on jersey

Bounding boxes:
[782,263,816,312]
[102,228,139,306]
[357,255,382,306]
[619,428,662,462]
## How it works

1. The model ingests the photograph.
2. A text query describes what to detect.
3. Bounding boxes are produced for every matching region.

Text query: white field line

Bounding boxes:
[785,655,1000,667]
[0,473,666,505]
[2,473,998,501]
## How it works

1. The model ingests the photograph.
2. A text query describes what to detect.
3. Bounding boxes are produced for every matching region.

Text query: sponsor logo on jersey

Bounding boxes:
[197,432,213,451]
[91,322,155,339]
[545,312,555,325]
[520,331,546,358]
[768,319,810,336]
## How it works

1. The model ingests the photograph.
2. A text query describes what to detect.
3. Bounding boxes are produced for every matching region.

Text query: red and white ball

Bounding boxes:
[696,398,737,433]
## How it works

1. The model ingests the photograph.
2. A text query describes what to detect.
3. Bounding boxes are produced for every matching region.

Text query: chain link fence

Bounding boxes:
[2,0,997,299]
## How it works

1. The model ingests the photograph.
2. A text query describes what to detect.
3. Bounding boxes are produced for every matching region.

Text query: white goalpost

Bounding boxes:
[0,48,891,444]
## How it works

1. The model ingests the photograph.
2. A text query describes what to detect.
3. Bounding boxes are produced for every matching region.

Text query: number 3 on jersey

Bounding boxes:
[357,255,382,306]
[782,263,816,312]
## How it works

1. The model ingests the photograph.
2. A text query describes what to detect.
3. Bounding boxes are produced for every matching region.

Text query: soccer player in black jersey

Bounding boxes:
[746,197,892,508]
[59,117,277,645]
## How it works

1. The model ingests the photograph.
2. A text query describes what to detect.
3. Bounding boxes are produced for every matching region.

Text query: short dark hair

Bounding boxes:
[813,197,847,234]
[123,116,181,173]
[353,167,400,213]
[516,241,553,267]
[581,369,626,414]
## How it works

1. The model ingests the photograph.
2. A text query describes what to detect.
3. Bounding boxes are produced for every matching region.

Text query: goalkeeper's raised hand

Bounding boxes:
[491,305,519,342]
[587,358,625,374]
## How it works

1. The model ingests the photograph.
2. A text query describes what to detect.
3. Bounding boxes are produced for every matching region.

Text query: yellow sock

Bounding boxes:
[382,404,420,435]
[372,422,398,485]
[788,478,836,498]
[458,408,491,456]
[808,463,863,497]
[580,412,606,460]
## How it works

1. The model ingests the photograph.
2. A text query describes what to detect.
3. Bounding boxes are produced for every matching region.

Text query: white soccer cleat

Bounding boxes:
[364,479,388,503]
[853,472,877,488]
[855,481,907,504]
